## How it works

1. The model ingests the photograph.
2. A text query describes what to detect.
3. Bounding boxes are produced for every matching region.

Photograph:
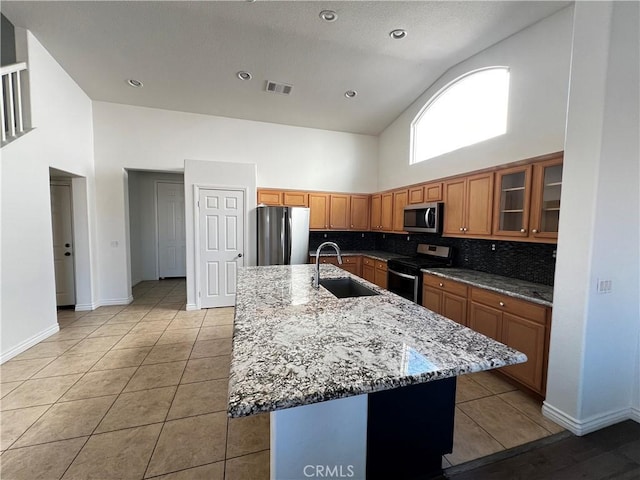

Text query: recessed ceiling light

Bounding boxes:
[344,90,358,99]
[319,10,338,22]
[237,71,252,81]
[127,79,143,88]
[389,29,407,40]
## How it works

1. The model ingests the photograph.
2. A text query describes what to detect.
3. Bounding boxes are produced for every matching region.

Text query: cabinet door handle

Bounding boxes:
[499,301,505,307]
[439,282,444,287]
[459,227,464,231]
[520,228,527,233]
[532,229,538,233]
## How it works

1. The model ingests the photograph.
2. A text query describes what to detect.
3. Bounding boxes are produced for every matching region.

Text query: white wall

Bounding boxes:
[377,6,573,190]
[92,102,378,304]
[128,171,185,285]
[184,159,257,309]
[1,30,97,361]
[544,1,640,434]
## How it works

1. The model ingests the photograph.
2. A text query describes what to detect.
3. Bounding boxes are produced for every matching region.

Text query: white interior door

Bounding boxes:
[199,188,245,308]
[157,182,186,278]
[50,184,75,306]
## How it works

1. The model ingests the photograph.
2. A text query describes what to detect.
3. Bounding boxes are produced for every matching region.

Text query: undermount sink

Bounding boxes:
[319,278,380,299]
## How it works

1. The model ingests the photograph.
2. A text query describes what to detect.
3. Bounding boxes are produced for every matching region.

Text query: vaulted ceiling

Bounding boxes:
[2,1,570,135]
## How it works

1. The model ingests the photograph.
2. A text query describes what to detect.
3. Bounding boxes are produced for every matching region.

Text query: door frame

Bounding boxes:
[50,178,76,307]
[193,184,248,310]
[155,180,186,279]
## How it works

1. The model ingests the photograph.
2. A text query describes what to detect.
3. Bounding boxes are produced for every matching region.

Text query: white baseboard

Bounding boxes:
[75,302,99,311]
[1,324,60,364]
[542,402,636,435]
[98,296,133,307]
[630,406,640,423]
[186,303,199,311]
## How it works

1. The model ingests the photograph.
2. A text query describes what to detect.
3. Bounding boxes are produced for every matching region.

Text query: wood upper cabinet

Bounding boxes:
[370,194,382,230]
[493,165,533,238]
[257,189,282,206]
[443,173,493,237]
[349,195,370,230]
[329,194,350,230]
[257,189,308,206]
[408,186,424,204]
[380,193,394,231]
[392,189,408,232]
[530,156,563,241]
[309,193,330,230]
[424,182,443,202]
[283,191,308,207]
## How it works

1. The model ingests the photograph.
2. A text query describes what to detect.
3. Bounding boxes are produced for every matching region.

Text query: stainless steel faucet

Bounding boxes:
[312,242,342,288]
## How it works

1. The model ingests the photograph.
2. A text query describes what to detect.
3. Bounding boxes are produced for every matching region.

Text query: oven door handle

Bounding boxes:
[388,269,418,280]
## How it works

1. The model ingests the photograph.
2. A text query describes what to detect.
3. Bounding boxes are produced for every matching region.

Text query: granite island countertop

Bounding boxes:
[421,268,554,307]
[228,264,526,417]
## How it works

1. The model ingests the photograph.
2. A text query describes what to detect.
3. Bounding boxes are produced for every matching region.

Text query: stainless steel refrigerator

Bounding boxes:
[257,205,310,265]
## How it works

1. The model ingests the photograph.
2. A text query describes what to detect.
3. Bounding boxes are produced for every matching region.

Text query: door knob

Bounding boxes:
[65,243,71,247]
[64,252,71,256]
[237,253,243,258]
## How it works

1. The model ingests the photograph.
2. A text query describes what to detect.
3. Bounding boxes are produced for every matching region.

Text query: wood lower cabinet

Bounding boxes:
[468,302,502,341]
[362,257,376,283]
[469,287,550,396]
[363,256,388,288]
[340,256,361,276]
[422,274,468,326]
[374,260,388,289]
[309,255,362,277]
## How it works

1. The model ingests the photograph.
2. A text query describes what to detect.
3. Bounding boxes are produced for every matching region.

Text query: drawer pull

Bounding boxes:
[439,283,444,287]
[499,301,505,307]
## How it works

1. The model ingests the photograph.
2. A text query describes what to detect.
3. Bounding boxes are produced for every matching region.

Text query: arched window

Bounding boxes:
[410,67,510,164]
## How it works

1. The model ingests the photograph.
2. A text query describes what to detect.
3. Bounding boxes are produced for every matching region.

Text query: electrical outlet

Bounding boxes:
[552,250,557,259]
[491,243,496,251]
[110,241,119,248]
[361,233,365,238]
[597,279,612,294]
[407,236,411,241]
[323,233,327,238]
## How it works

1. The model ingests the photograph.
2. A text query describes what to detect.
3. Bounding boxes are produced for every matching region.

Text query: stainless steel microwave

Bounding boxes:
[403,202,443,233]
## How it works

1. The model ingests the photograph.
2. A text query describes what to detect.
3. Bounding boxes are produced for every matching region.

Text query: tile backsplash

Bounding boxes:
[309,231,556,286]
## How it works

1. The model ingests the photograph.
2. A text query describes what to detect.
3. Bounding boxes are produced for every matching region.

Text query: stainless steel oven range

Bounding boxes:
[387,244,453,304]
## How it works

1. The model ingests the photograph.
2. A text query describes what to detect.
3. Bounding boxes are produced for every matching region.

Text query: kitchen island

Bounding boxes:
[228,264,526,479]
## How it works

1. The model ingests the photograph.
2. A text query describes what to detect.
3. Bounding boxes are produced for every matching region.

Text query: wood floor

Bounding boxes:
[445,420,640,480]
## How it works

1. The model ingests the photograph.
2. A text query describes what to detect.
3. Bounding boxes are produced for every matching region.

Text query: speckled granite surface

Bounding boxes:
[309,250,407,261]
[228,264,526,417]
[421,268,553,307]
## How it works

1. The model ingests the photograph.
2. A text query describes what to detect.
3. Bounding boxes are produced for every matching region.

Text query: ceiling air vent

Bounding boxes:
[265,80,293,95]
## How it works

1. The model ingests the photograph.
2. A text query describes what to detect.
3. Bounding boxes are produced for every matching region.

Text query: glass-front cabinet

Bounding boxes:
[493,165,533,237]
[530,157,563,240]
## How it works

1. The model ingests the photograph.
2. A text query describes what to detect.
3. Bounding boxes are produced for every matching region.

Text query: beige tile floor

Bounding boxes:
[0,278,563,478]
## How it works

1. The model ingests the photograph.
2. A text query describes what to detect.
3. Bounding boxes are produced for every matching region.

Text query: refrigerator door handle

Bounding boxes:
[285,209,293,264]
